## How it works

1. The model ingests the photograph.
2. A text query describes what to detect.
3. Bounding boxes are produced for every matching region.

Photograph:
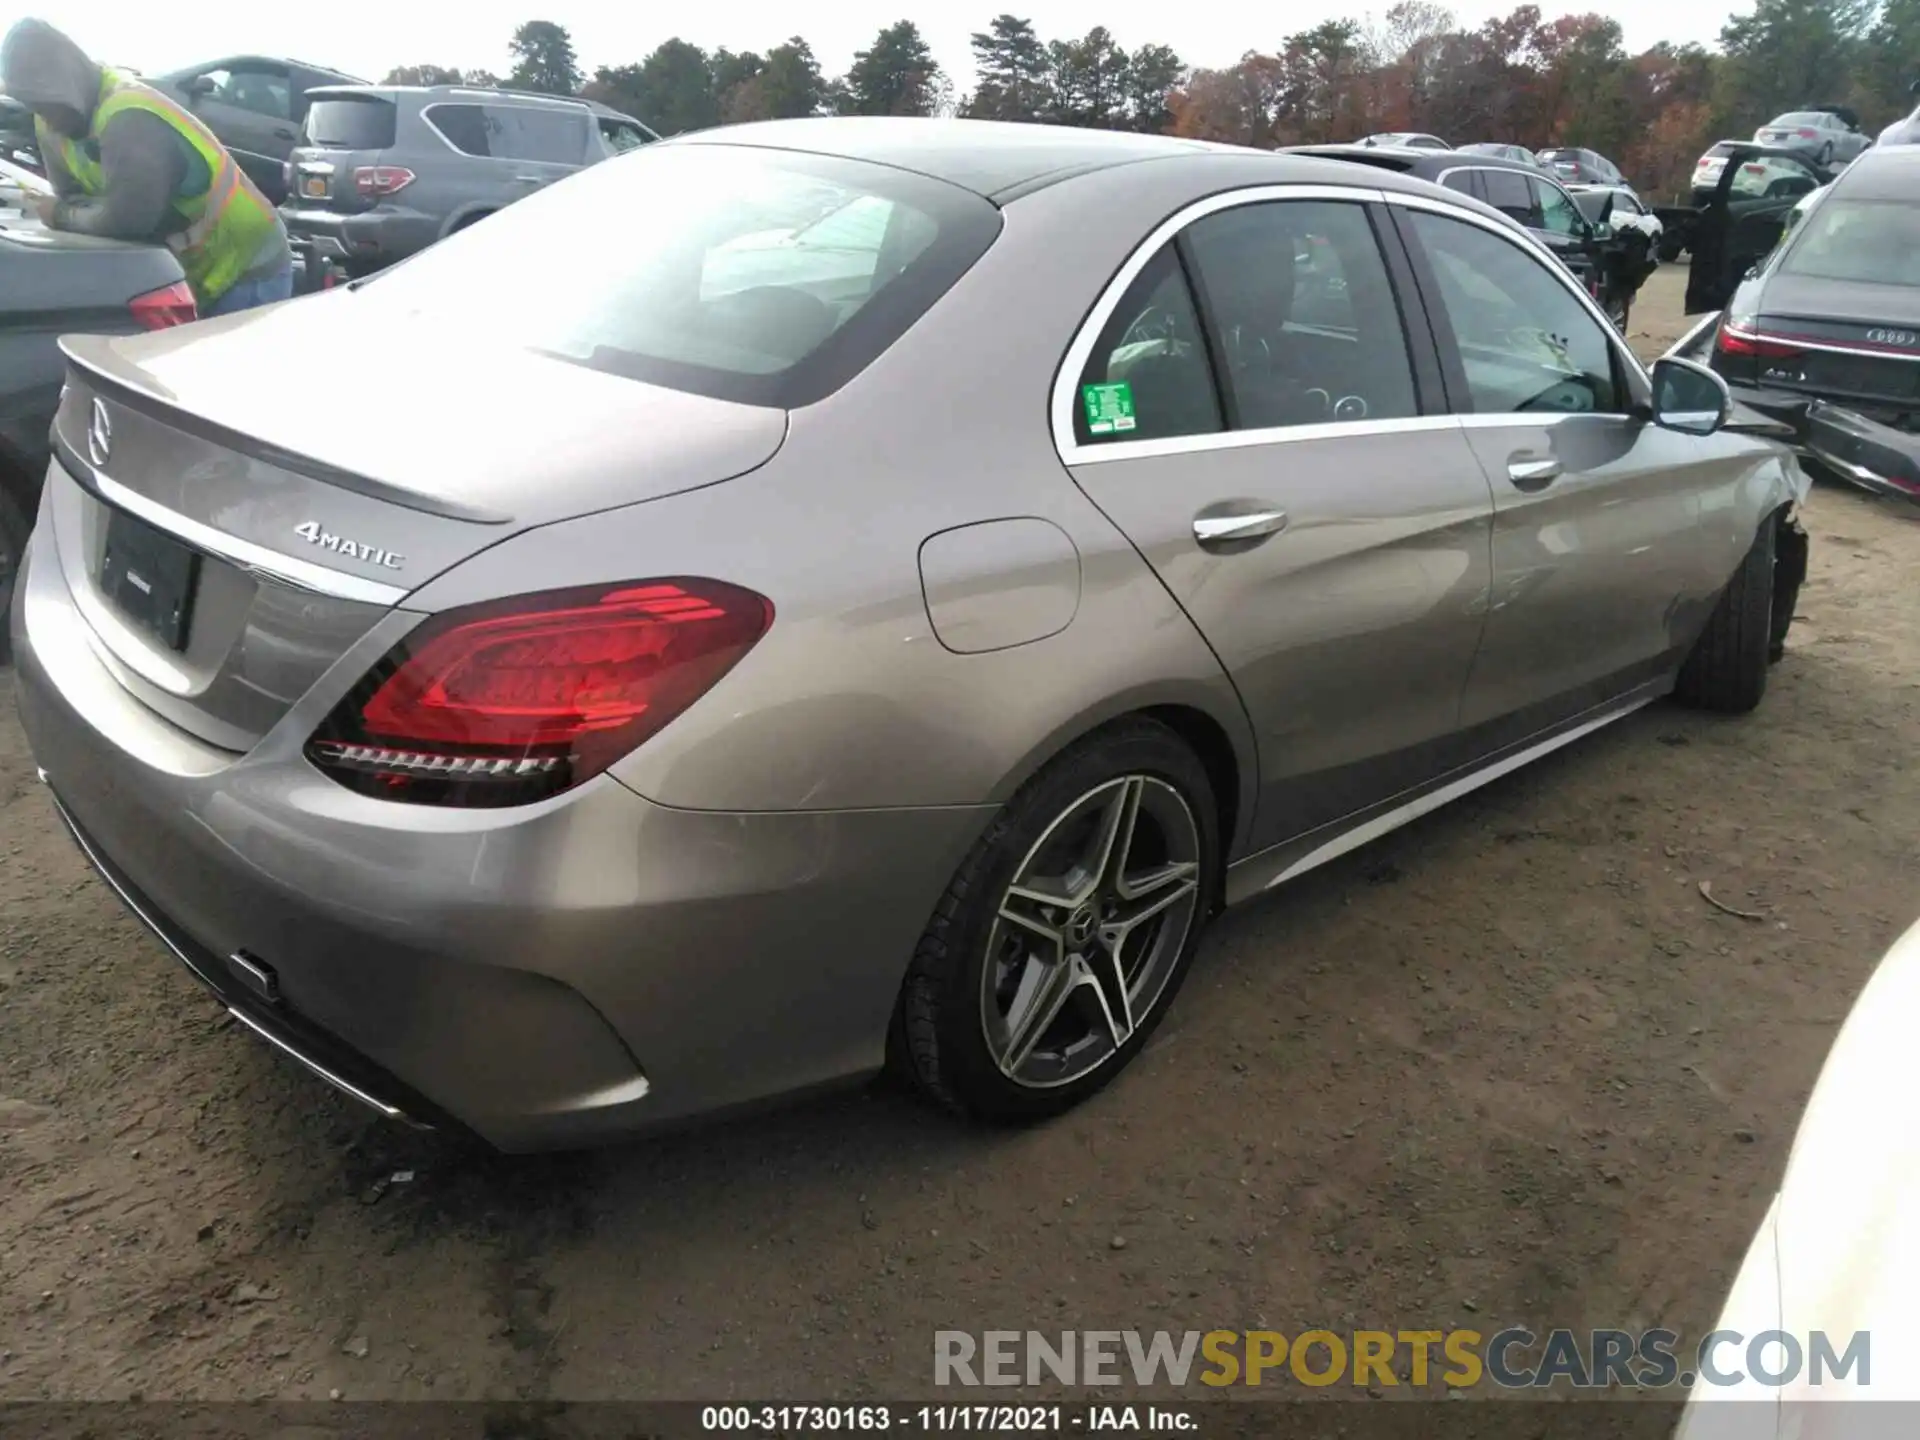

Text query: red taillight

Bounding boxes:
[306,579,773,807]
[1742,163,1768,176]
[129,280,198,330]
[353,165,415,198]
[1796,128,1818,139]
[1716,324,1804,359]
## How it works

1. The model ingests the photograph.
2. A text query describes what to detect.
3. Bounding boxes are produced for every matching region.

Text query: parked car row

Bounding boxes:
[280,83,658,280]
[1356,134,1639,192]
[1674,141,1920,506]
[1293,142,1658,328]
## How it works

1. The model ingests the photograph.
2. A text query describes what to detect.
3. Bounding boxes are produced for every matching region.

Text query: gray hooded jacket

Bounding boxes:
[1,18,287,280]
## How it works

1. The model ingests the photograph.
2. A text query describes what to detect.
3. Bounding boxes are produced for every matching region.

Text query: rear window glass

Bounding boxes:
[304,97,395,149]
[427,103,587,162]
[1773,112,1830,127]
[1779,199,1920,286]
[1729,158,1819,199]
[356,144,1002,407]
[1704,143,1736,158]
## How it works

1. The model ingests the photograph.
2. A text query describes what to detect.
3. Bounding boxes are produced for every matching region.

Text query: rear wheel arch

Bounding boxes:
[990,695,1253,874]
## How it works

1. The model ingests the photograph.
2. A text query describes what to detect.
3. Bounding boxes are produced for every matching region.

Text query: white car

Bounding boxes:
[1673,912,1920,1438]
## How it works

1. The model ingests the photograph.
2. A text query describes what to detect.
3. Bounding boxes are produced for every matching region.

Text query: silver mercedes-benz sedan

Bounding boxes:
[13,119,1810,1150]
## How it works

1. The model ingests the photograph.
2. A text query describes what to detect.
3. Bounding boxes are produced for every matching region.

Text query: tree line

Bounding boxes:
[381,0,1920,199]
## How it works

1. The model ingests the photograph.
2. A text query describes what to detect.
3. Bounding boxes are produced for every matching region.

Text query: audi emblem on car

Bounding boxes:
[1866,328,1918,348]
[292,520,404,570]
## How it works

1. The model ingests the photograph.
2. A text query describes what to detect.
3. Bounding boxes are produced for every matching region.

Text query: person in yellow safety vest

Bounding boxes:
[0,17,293,316]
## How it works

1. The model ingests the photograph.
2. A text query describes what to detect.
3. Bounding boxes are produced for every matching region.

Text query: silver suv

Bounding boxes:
[280,84,658,275]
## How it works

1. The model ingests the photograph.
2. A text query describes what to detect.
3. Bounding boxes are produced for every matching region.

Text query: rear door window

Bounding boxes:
[1182,199,1420,430]
[1481,169,1539,227]
[200,64,293,120]
[304,96,396,149]
[428,104,588,162]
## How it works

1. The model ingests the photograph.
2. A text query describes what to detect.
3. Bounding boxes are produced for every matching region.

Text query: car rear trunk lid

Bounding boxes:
[48,297,788,753]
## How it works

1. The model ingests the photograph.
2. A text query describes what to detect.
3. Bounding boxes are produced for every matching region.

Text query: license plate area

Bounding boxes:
[100,507,200,652]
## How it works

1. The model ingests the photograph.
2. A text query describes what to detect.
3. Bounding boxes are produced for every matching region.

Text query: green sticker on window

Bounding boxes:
[1081,381,1137,436]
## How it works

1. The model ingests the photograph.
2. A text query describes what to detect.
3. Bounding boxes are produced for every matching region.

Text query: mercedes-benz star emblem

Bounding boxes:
[86,397,112,468]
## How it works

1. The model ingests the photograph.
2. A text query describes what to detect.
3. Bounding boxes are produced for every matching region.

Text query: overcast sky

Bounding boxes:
[27,0,1739,92]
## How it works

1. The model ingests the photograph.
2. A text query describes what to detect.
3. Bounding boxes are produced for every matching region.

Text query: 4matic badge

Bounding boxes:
[293,520,405,570]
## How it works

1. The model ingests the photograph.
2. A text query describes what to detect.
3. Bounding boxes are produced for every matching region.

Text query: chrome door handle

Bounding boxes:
[1193,509,1288,546]
[511,174,546,184]
[1507,458,1562,490]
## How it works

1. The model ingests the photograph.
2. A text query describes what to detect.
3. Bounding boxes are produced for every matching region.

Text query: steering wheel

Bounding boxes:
[1120,305,1177,349]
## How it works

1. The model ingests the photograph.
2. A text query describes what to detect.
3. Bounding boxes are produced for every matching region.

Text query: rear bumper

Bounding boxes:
[11,518,990,1151]
[279,204,439,271]
[1717,380,1920,503]
[1805,401,1920,501]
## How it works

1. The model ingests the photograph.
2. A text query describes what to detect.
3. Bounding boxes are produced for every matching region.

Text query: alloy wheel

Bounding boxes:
[979,775,1202,1089]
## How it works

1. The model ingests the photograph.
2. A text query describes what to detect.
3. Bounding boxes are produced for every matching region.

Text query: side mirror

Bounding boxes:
[1651,356,1732,436]
[185,74,217,98]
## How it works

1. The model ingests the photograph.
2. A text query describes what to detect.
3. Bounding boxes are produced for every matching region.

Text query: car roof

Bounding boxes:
[667,117,1240,200]
[303,82,628,117]
[1826,142,1920,200]
[1288,143,1546,178]
[153,55,366,84]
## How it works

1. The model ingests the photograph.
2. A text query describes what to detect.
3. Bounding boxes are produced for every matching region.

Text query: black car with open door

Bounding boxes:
[1679,144,1920,504]
[1685,144,1835,319]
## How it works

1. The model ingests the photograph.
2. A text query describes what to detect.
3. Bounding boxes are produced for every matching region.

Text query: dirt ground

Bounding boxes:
[2,267,1918,1404]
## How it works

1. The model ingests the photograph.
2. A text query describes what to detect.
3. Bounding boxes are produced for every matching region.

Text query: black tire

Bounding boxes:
[897,718,1219,1123]
[1657,238,1682,264]
[1818,143,1834,168]
[1674,519,1776,713]
[0,476,32,667]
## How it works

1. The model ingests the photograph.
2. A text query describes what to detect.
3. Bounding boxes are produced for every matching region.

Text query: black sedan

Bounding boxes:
[1676,144,1920,504]
[1291,144,1651,327]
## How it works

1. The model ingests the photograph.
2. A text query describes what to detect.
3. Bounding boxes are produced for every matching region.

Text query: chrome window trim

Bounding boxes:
[1052,183,1648,467]
[1051,182,1390,466]
[60,450,410,606]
